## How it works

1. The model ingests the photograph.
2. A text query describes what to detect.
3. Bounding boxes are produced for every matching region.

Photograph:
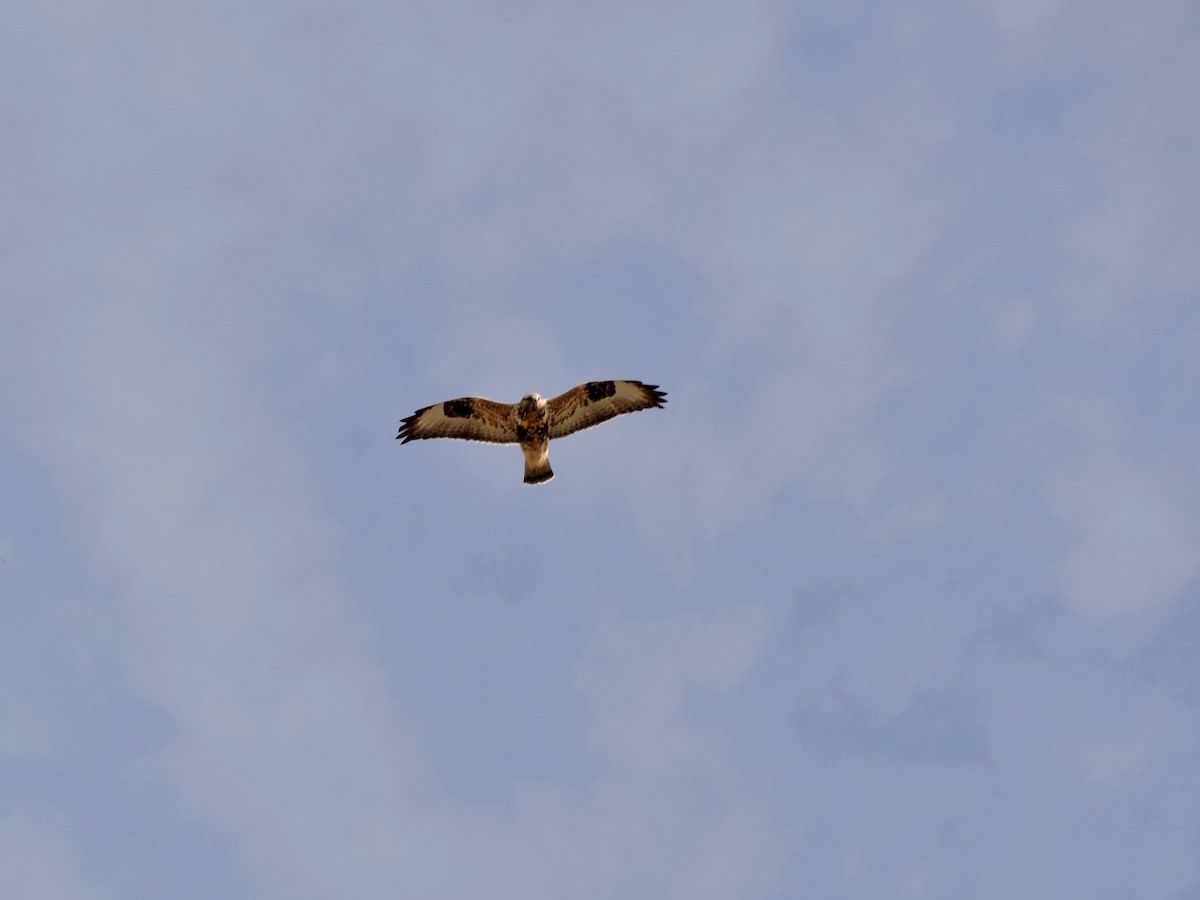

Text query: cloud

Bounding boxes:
[0,807,98,900]
[577,604,771,770]
[446,603,789,899]
[1041,392,1200,619]
[4,0,1200,897]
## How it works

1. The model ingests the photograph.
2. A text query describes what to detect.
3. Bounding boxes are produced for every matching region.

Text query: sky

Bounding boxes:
[2,0,1199,897]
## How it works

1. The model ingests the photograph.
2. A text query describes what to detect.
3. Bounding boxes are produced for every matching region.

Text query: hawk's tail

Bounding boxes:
[523,459,554,485]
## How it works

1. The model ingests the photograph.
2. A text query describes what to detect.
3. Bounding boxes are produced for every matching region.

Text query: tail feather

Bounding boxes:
[523,459,554,485]
[521,440,553,485]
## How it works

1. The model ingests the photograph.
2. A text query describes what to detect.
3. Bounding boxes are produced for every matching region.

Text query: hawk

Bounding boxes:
[397,380,667,484]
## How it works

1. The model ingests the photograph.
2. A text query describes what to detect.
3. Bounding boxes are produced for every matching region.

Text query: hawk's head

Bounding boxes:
[516,393,546,417]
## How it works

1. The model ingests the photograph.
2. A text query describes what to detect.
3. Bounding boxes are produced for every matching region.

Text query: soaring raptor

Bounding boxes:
[397,380,667,484]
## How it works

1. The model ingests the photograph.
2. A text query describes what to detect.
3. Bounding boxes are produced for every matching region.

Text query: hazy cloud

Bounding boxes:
[3,0,1199,897]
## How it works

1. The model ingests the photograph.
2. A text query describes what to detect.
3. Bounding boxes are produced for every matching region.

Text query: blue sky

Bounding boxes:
[3,0,1199,897]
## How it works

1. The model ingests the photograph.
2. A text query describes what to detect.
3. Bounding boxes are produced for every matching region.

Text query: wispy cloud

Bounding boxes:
[3,0,1199,897]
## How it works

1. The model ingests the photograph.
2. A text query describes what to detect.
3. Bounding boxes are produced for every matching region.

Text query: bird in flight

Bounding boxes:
[397,380,667,484]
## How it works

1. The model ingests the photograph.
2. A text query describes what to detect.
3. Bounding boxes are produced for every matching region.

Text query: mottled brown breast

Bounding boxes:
[514,398,549,446]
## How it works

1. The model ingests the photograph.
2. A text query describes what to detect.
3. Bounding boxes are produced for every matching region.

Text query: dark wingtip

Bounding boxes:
[639,382,667,408]
[396,406,428,443]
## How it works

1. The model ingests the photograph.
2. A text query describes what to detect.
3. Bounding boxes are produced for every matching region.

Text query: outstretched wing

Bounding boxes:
[397,397,517,444]
[546,380,667,440]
